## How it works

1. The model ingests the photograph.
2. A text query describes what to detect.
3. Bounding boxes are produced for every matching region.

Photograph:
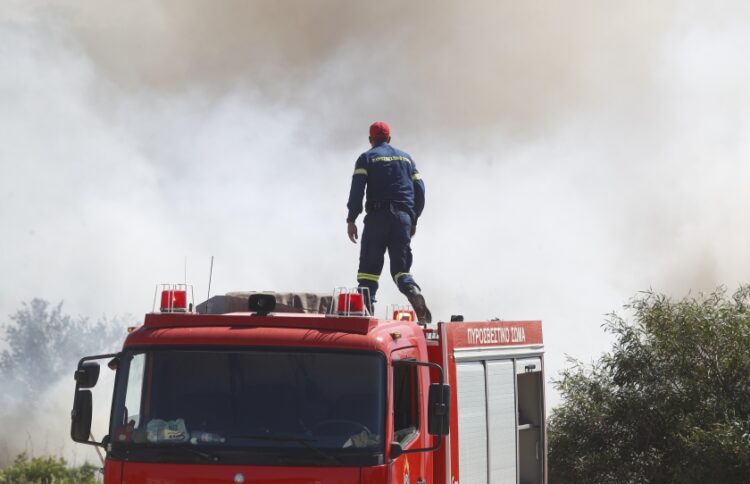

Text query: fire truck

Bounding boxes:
[71,286,546,483]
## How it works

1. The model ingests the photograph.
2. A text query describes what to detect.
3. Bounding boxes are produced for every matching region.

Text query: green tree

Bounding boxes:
[0,453,97,483]
[548,286,750,483]
[0,299,126,400]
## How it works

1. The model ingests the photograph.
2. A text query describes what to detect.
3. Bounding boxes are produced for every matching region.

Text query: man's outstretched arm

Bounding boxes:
[346,155,368,243]
[411,163,425,236]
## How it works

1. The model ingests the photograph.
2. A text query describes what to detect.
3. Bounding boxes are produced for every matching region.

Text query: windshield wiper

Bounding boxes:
[230,434,343,465]
[130,444,220,463]
[173,445,220,462]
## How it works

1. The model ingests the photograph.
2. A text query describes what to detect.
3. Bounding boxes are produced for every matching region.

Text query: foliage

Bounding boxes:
[0,299,126,399]
[0,453,97,483]
[548,286,750,483]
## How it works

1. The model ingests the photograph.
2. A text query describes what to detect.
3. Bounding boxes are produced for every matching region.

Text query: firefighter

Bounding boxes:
[346,121,431,323]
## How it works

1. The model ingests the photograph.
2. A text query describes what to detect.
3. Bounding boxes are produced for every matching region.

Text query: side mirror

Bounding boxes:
[71,390,93,442]
[74,362,101,389]
[428,383,451,436]
[71,353,120,448]
[390,442,403,459]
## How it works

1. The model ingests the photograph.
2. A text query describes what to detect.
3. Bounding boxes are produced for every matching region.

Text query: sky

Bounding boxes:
[1,0,750,463]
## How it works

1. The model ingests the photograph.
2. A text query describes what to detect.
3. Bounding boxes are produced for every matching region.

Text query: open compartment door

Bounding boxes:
[516,357,544,484]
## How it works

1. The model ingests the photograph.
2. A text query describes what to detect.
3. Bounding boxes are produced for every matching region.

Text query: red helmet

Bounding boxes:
[369,121,390,140]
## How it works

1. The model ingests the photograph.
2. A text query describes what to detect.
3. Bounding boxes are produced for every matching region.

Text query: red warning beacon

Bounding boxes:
[155,284,193,313]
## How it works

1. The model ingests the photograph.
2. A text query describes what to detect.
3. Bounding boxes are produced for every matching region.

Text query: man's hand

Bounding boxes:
[347,222,359,243]
[410,223,417,237]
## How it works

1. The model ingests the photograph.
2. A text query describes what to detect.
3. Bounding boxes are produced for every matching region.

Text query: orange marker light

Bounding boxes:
[393,310,416,322]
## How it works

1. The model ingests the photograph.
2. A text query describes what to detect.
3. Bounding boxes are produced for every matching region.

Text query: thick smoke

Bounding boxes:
[2,0,750,465]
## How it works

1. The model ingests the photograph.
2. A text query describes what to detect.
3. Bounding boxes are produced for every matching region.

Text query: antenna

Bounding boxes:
[206,256,215,313]
[184,256,187,286]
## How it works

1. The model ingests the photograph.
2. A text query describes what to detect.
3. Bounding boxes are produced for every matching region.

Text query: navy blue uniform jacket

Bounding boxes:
[346,143,425,223]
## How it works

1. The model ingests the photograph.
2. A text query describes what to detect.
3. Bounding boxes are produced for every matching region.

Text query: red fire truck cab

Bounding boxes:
[71,289,546,483]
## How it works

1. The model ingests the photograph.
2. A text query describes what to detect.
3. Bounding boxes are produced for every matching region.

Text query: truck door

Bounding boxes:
[456,359,517,484]
[391,348,428,484]
[516,357,544,484]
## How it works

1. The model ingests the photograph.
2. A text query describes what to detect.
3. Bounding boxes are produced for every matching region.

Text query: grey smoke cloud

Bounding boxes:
[2,0,750,465]
[33,1,678,136]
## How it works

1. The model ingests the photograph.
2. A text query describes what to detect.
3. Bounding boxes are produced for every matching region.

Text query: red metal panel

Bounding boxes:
[127,318,427,356]
[103,458,122,483]
[444,324,461,484]
[443,320,543,349]
[359,464,388,483]
[144,312,378,335]
[389,345,434,484]
[120,462,360,483]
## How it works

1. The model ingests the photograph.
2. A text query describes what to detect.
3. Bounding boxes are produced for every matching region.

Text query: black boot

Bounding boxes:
[406,286,432,324]
[357,287,375,315]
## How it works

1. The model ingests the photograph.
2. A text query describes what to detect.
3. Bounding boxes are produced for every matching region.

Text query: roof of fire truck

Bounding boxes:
[123,290,432,354]
[123,289,544,354]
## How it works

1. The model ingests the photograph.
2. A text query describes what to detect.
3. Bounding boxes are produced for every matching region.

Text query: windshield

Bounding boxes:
[110,348,385,466]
